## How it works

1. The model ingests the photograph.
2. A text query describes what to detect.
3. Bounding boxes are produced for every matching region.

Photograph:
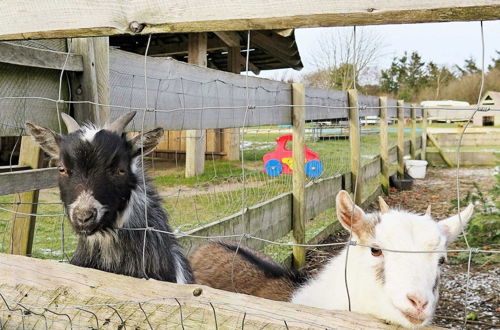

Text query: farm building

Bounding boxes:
[473,90,500,126]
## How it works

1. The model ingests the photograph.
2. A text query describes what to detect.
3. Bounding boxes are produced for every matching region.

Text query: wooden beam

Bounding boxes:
[250,31,301,67]
[0,42,83,71]
[0,253,427,329]
[185,33,207,177]
[2,1,498,40]
[222,47,241,161]
[379,96,390,195]
[422,109,428,161]
[241,55,261,74]
[348,89,361,205]
[69,38,99,125]
[93,37,110,125]
[148,37,227,56]
[397,100,405,179]
[427,133,453,167]
[0,168,58,196]
[292,82,306,269]
[9,137,44,256]
[410,104,417,159]
[214,31,241,47]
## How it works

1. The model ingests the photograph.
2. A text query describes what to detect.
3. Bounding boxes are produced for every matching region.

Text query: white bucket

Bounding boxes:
[405,160,428,179]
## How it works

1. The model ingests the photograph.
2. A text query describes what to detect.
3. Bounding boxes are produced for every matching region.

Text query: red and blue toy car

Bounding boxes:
[263,134,323,178]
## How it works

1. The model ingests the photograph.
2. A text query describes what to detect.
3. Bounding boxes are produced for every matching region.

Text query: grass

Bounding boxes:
[0,126,404,260]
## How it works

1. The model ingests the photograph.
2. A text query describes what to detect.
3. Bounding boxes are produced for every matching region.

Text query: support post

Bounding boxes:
[348,89,361,205]
[292,83,306,269]
[397,100,405,179]
[9,138,43,255]
[379,97,389,195]
[69,37,110,126]
[422,108,428,160]
[410,104,417,159]
[185,33,207,177]
[222,47,241,161]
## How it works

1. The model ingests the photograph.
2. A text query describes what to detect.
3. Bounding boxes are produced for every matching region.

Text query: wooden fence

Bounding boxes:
[0,40,426,259]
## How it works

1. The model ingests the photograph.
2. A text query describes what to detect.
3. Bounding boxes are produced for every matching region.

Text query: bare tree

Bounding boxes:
[304,28,385,90]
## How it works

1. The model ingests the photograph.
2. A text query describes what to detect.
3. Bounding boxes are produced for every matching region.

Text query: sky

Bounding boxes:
[255,20,500,83]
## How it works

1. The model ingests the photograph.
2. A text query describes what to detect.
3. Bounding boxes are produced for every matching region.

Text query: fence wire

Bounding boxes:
[0,22,498,330]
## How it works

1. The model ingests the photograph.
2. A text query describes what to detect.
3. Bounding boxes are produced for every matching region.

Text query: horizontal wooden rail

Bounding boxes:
[0,253,421,329]
[1,1,498,40]
[0,168,58,196]
[0,42,83,71]
[0,165,30,173]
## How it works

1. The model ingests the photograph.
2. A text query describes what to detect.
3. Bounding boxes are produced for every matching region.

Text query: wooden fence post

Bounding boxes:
[348,89,361,205]
[397,100,405,179]
[9,138,43,255]
[70,37,110,126]
[379,97,389,195]
[222,47,241,161]
[292,83,306,269]
[410,104,417,159]
[185,33,207,177]
[422,108,428,160]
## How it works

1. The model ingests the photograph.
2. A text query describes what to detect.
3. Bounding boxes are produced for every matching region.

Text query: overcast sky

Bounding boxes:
[255,20,500,83]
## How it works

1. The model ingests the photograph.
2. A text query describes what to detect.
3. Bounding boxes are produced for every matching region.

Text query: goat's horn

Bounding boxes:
[378,196,390,213]
[425,205,432,217]
[61,113,80,133]
[105,111,137,134]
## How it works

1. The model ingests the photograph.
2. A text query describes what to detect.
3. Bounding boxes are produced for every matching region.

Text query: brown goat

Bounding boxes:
[190,241,307,301]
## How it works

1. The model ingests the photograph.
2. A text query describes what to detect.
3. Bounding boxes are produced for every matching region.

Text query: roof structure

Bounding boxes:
[480,91,500,105]
[110,30,303,74]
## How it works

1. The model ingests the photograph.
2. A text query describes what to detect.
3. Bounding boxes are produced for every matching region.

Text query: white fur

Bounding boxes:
[292,204,474,328]
[79,124,101,142]
[68,190,107,223]
[174,251,188,284]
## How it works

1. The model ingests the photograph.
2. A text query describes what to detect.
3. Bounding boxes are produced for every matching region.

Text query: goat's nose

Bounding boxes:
[75,208,97,223]
[407,293,429,311]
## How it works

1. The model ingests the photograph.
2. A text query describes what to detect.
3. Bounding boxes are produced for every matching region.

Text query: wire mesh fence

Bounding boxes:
[0,23,499,329]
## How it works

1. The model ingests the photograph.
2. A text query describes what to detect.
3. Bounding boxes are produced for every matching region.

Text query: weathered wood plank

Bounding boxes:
[0,42,83,71]
[9,137,44,255]
[361,155,381,182]
[304,175,343,220]
[1,1,498,40]
[185,33,207,177]
[0,253,425,329]
[348,89,361,204]
[379,97,390,195]
[180,193,293,255]
[397,100,405,178]
[422,109,428,160]
[410,104,417,158]
[292,83,306,268]
[0,168,58,196]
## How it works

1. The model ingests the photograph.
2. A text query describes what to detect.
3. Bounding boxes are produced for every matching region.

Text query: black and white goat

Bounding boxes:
[191,191,474,327]
[26,112,194,283]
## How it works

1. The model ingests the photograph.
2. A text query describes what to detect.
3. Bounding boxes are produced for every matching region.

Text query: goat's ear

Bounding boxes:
[25,123,61,159]
[378,196,390,213]
[438,204,474,244]
[425,205,432,217]
[336,190,368,236]
[130,127,164,156]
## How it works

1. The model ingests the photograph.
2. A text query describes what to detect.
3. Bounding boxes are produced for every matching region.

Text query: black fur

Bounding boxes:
[57,128,194,283]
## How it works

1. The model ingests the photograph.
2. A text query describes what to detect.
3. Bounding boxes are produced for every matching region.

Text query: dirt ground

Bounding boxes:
[305,167,499,329]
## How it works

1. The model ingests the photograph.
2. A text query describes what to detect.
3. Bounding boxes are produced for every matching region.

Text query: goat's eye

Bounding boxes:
[371,247,382,257]
[438,257,446,265]
[117,168,126,176]
[58,166,67,176]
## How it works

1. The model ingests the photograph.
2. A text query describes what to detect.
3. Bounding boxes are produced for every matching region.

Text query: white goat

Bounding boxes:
[292,191,474,327]
[191,190,474,328]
